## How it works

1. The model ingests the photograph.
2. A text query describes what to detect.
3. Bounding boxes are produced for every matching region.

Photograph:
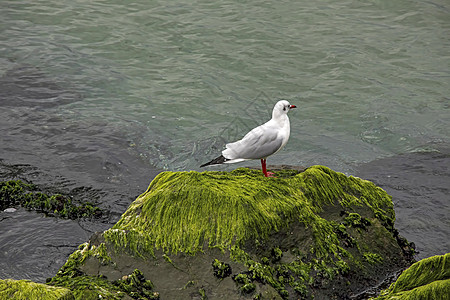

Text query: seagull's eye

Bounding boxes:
[283,106,286,111]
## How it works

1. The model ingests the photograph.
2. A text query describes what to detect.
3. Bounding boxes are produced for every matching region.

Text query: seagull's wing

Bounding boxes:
[222,121,283,161]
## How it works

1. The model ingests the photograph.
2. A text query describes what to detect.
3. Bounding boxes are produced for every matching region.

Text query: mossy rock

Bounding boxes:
[49,166,415,299]
[104,165,396,256]
[373,253,450,299]
[45,242,160,300]
[0,279,74,300]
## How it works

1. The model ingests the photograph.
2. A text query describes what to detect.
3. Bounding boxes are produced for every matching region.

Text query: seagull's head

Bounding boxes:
[274,100,296,116]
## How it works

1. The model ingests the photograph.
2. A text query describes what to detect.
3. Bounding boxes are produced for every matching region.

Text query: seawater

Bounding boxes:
[0,0,449,282]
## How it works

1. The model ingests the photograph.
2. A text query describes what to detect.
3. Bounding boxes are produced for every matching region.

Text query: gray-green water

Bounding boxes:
[1,0,449,284]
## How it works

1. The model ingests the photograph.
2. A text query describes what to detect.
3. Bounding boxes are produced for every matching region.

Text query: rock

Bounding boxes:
[47,166,416,299]
[3,207,17,213]
[0,279,74,300]
[372,253,450,299]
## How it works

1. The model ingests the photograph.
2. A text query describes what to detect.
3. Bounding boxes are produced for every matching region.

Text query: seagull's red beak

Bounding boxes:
[289,105,297,109]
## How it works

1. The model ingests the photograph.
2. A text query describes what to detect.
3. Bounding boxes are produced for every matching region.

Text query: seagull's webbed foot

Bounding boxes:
[261,159,276,178]
[264,171,276,177]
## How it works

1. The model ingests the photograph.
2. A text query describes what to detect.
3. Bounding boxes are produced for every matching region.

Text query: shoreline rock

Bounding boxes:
[43,166,416,299]
[372,253,449,299]
[0,279,73,300]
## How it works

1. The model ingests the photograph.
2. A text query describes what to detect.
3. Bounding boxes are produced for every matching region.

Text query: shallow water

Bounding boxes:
[0,208,90,281]
[356,150,450,261]
[0,0,449,283]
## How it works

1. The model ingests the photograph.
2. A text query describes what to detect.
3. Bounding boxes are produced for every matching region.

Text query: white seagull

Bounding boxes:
[200,100,296,177]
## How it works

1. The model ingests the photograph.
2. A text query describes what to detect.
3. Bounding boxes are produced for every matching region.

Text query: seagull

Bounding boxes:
[200,100,296,177]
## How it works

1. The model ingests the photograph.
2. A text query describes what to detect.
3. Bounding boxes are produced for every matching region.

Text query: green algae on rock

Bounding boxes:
[0,180,101,219]
[46,242,159,299]
[212,259,232,279]
[46,242,124,299]
[112,269,159,299]
[51,166,414,299]
[373,253,450,299]
[0,279,74,300]
[103,166,395,256]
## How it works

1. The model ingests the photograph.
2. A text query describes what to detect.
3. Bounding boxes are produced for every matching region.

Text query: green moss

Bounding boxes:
[392,253,449,293]
[47,242,160,300]
[162,253,173,265]
[198,287,207,300]
[104,166,393,257]
[233,273,250,284]
[235,257,314,299]
[230,245,252,263]
[241,282,256,294]
[333,222,357,248]
[0,180,33,208]
[344,212,372,230]
[49,275,124,300]
[93,243,113,265]
[290,280,308,297]
[387,279,450,299]
[0,279,74,300]
[373,253,450,299]
[183,280,195,289]
[47,242,123,299]
[113,269,159,299]
[212,259,232,279]
[0,180,101,219]
[271,247,283,262]
[233,273,258,295]
[364,252,383,265]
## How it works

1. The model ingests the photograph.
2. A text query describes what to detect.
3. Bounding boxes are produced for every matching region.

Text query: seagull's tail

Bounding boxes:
[200,155,228,167]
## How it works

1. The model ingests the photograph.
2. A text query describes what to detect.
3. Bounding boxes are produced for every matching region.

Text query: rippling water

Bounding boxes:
[1,0,449,282]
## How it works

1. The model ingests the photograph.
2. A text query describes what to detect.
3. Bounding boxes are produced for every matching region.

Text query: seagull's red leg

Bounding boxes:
[261,159,267,177]
[261,159,275,177]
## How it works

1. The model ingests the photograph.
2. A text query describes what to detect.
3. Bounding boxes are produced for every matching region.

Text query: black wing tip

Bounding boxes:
[200,155,227,167]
